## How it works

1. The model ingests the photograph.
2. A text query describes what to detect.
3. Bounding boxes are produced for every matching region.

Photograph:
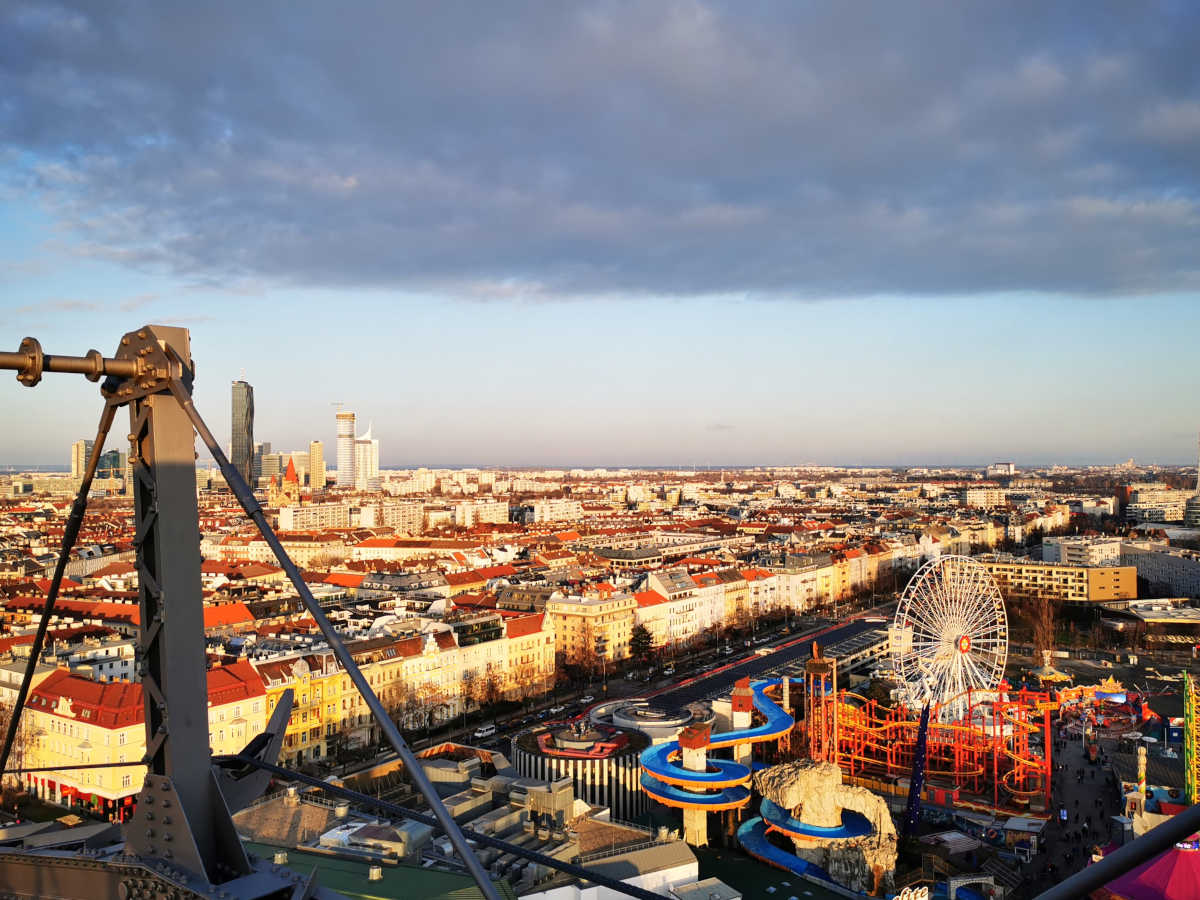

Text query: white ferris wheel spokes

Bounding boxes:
[890,555,1009,720]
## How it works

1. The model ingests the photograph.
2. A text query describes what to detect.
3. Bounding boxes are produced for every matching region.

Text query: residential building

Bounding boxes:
[278,502,350,531]
[1121,542,1200,598]
[1125,484,1192,523]
[22,661,266,818]
[978,555,1137,608]
[546,593,637,665]
[1042,536,1124,566]
[308,439,325,491]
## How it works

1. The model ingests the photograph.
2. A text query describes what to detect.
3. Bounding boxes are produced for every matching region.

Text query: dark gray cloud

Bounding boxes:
[3,1,1199,298]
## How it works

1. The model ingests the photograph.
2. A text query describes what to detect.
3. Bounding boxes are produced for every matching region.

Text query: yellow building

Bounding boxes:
[980,556,1137,607]
[23,662,266,820]
[253,650,344,766]
[546,594,637,665]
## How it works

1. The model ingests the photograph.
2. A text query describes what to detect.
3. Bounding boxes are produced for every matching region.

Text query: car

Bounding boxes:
[721,646,735,656]
[472,723,498,740]
[662,665,675,676]
[548,704,567,715]
[579,695,595,704]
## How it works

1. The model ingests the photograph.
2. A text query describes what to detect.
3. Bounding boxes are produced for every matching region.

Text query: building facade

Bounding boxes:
[336,410,356,488]
[979,556,1137,608]
[231,380,255,487]
[308,439,325,491]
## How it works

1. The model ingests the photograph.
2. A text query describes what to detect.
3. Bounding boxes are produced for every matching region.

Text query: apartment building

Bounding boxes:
[278,502,350,531]
[22,662,266,818]
[979,555,1137,608]
[1042,536,1124,566]
[1121,542,1200,598]
[545,593,637,665]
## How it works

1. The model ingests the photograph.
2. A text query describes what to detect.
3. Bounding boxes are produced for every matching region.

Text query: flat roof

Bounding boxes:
[242,841,517,900]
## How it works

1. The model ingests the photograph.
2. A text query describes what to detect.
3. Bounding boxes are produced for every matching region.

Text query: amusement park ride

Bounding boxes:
[0,327,663,900]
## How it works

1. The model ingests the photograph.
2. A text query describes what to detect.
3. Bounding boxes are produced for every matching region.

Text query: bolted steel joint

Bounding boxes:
[15,337,43,387]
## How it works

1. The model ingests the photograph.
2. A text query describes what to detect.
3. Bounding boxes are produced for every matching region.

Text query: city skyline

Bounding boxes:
[3,4,1200,464]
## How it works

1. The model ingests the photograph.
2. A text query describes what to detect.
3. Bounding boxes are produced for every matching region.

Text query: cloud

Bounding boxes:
[118,292,160,311]
[12,299,100,315]
[2,1,1198,299]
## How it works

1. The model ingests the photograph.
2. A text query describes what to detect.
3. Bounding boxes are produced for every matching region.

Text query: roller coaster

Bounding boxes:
[836,685,1054,815]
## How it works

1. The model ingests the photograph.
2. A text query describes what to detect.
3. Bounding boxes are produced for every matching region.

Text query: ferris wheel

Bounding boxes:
[891,555,1008,721]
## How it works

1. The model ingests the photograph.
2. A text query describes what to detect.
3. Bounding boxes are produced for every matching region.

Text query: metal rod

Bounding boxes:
[221,754,666,900]
[167,377,505,900]
[1033,801,1200,900]
[0,403,117,778]
[0,347,138,381]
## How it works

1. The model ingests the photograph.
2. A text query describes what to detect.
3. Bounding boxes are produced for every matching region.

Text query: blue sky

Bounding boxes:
[2,3,1199,467]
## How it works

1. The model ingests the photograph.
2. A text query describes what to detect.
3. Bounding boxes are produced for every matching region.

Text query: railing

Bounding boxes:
[573,837,664,865]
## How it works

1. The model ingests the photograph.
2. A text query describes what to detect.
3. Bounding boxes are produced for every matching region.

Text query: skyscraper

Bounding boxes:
[1185,429,1200,527]
[308,440,325,491]
[354,422,380,491]
[336,411,356,487]
[231,380,254,487]
[70,439,94,480]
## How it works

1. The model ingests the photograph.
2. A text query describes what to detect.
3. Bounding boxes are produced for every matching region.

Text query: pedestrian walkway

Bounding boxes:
[1020,728,1122,896]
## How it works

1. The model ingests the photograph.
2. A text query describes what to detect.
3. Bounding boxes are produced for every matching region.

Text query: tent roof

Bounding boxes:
[1096,846,1200,900]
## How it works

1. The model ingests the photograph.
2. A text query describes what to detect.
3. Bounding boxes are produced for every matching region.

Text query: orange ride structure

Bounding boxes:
[830,683,1055,817]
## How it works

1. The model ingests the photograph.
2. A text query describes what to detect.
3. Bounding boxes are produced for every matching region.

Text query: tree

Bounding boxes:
[460,669,480,727]
[630,624,654,665]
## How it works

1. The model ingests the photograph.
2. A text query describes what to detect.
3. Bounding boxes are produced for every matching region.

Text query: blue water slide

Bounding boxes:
[639,678,796,809]
[759,797,875,839]
[736,817,834,881]
[639,772,751,809]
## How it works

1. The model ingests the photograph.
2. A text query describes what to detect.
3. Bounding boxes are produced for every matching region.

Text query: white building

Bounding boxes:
[1042,536,1124,566]
[278,502,351,531]
[1121,542,1200,597]
[986,462,1016,478]
[354,422,380,491]
[336,411,356,487]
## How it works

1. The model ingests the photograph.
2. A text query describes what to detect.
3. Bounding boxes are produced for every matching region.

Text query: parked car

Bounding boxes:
[579,695,595,704]
[472,723,498,740]
[548,704,567,715]
[721,645,735,656]
[662,665,675,676]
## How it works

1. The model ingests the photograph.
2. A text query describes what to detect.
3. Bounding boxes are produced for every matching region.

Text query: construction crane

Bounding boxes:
[0,327,662,900]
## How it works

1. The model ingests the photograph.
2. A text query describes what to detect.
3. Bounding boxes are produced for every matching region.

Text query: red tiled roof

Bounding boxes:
[28,662,263,729]
[505,613,546,639]
[635,590,668,608]
[323,572,365,588]
[203,602,255,629]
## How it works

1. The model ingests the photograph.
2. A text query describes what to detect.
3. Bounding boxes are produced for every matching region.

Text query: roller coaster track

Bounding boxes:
[834,690,1049,804]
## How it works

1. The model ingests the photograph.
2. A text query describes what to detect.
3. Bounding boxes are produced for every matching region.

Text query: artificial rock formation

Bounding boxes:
[753,759,897,895]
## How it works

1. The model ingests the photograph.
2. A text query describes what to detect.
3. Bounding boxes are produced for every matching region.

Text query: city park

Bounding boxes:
[636,556,1199,899]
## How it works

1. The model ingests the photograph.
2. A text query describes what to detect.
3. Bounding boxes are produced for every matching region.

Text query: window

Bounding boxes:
[122,774,132,788]
[118,732,127,746]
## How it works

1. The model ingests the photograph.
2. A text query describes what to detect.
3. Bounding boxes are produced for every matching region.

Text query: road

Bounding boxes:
[646,616,884,708]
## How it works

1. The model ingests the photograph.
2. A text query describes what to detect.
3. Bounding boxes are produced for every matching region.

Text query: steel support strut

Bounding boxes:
[165,371,505,900]
[0,403,116,779]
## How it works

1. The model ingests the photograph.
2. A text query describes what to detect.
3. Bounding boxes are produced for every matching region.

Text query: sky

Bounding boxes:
[2,2,1199,468]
